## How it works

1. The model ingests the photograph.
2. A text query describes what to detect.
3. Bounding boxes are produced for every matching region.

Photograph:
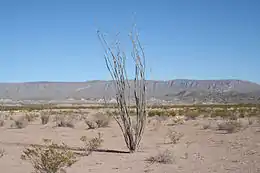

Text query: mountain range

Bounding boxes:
[0,79,260,105]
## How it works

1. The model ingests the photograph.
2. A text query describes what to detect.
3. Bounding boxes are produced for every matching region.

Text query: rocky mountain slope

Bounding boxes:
[0,79,260,104]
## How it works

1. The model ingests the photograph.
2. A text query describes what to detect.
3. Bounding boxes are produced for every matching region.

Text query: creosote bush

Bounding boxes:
[145,150,174,164]
[21,139,77,173]
[80,132,104,155]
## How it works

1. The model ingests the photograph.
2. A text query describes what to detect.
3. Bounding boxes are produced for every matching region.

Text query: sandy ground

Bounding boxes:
[0,110,260,173]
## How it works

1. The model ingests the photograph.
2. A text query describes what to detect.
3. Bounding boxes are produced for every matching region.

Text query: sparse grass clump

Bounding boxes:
[80,132,104,155]
[217,120,242,133]
[21,139,77,173]
[146,150,174,164]
[40,114,50,125]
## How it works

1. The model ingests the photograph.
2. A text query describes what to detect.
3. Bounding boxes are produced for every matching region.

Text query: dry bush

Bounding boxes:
[85,119,98,129]
[185,110,200,120]
[217,120,242,133]
[0,119,4,127]
[145,150,174,164]
[164,129,183,144]
[211,109,232,119]
[148,109,176,117]
[21,140,77,173]
[93,112,111,128]
[0,148,5,158]
[202,122,211,129]
[80,132,104,155]
[25,113,37,122]
[56,116,74,128]
[11,116,28,129]
[41,114,50,125]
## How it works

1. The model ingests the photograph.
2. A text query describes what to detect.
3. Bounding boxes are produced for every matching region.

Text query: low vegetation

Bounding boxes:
[41,114,50,125]
[55,116,75,128]
[0,148,5,158]
[21,140,77,173]
[11,116,28,129]
[165,129,184,144]
[217,120,243,133]
[146,150,174,164]
[80,132,104,155]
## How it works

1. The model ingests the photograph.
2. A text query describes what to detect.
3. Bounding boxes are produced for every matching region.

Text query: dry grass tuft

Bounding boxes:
[145,150,174,164]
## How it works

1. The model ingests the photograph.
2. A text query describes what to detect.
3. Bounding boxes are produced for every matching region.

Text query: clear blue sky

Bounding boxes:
[0,0,259,83]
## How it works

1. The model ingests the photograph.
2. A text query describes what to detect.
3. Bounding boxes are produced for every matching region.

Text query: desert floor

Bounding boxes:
[0,109,260,173]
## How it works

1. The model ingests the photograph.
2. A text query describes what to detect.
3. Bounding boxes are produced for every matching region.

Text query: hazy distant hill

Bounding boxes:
[0,79,260,104]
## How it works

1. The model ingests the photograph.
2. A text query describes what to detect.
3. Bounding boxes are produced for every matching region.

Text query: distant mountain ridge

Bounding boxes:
[0,79,260,104]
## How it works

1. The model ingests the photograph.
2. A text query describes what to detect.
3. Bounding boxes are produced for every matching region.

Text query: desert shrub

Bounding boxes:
[25,113,37,122]
[217,120,242,133]
[80,132,104,155]
[85,119,98,129]
[145,150,174,164]
[11,117,28,129]
[165,129,183,144]
[185,110,200,120]
[202,122,211,129]
[0,148,5,158]
[21,140,77,173]
[56,116,74,128]
[148,109,176,117]
[41,114,50,125]
[94,112,111,128]
[0,119,4,127]
[211,109,232,119]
